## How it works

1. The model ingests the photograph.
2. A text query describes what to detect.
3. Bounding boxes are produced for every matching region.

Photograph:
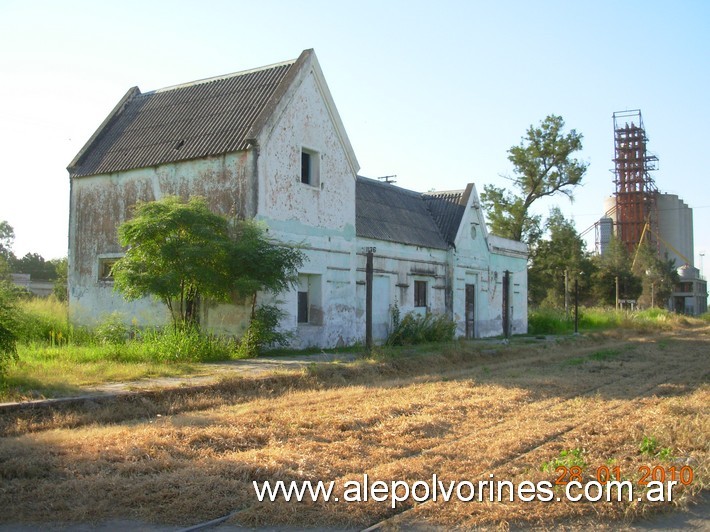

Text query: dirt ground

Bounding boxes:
[0,326,708,530]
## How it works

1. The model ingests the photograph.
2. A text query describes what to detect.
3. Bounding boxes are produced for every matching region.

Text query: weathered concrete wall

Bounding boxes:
[254,67,360,349]
[451,186,528,338]
[68,151,257,326]
[353,238,449,342]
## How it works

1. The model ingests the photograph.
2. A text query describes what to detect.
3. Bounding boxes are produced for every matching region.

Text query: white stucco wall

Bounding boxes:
[451,187,528,338]
[69,151,256,327]
[253,65,360,349]
[354,238,449,342]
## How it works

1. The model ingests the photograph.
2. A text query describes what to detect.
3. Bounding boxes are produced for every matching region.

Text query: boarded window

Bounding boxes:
[414,280,427,307]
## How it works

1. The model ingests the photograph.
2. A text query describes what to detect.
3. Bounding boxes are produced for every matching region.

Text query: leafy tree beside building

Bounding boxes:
[112,196,305,331]
[481,115,588,247]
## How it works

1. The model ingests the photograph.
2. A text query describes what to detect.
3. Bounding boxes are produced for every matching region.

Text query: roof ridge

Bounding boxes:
[356,175,425,199]
[146,57,297,95]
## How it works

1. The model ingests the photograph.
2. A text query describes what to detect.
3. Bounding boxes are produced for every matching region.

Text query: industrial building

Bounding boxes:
[597,110,707,315]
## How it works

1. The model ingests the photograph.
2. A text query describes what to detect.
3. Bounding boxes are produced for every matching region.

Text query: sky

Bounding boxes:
[1,0,708,275]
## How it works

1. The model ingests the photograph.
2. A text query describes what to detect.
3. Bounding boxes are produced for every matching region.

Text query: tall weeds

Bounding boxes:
[529,306,698,335]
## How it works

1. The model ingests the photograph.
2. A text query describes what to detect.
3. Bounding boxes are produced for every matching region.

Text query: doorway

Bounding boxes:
[465,284,475,339]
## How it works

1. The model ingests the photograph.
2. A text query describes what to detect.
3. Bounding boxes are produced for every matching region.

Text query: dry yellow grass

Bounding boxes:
[0,326,708,529]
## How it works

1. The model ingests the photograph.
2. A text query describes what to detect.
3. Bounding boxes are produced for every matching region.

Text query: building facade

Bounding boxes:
[67,50,527,347]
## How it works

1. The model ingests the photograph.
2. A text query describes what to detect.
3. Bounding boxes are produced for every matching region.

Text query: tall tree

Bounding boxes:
[528,207,594,307]
[481,115,588,245]
[112,196,305,329]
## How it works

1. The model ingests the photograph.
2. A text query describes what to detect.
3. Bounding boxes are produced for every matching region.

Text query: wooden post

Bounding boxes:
[366,250,373,350]
[502,270,510,339]
[574,277,579,334]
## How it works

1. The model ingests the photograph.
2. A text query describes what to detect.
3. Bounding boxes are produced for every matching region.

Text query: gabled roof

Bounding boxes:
[68,50,314,178]
[356,177,450,249]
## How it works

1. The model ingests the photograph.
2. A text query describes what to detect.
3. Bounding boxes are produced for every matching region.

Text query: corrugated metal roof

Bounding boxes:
[69,59,297,177]
[424,191,466,245]
[356,177,449,249]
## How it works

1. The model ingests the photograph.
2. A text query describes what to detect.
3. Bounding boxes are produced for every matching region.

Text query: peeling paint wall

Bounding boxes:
[68,151,257,326]
[254,68,360,349]
[354,238,449,341]
[450,188,528,337]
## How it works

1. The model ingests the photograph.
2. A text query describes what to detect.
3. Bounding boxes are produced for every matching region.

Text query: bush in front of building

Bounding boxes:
[386,310,456,346]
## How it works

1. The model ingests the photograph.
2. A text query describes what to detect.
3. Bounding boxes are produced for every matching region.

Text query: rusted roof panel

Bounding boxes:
[356,177,448,250]
[69,61,295,177]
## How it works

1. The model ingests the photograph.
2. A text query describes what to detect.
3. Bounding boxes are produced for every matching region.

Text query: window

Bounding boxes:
[297,274,323,325]
[98,258,118,281]
[414,280,427,308]
[300,148,319,186]
[298,291,309,323]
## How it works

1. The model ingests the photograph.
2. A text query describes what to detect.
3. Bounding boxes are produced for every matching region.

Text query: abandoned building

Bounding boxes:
[67,49,528,347]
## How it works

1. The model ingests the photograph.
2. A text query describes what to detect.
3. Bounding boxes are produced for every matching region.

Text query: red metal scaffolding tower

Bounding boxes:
[613,110,658,254]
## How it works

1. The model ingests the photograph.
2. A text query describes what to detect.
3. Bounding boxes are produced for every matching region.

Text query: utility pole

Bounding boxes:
[574,277,579,334]
[365,249,374,350]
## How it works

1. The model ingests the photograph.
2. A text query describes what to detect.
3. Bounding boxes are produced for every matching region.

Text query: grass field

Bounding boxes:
[0,324,707,529]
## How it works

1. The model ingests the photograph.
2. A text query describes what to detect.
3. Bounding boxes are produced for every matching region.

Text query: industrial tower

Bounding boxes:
[612,110,658,254]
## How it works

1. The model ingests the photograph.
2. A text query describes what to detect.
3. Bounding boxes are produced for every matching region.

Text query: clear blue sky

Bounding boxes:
[1,0,708,273]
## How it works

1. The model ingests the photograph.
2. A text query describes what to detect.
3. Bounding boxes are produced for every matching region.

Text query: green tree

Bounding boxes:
[113,196,305,329]
[481,115,588,245]
[0,221,15,264]
[11,252,58,280]
[528,207,595,307]
[52,258,68,302]
[632,243,678,309]
[592,236,642,306]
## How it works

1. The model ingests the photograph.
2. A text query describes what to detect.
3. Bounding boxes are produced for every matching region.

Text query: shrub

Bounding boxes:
[140,326,236,363]
[237,305,292,358]
[95,312,130,345]
[386,311,456,346]
[0,282,20,378]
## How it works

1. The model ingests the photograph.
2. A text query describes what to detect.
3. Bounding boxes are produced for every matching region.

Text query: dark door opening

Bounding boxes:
[465,284,475,339]
[502,271,510,338]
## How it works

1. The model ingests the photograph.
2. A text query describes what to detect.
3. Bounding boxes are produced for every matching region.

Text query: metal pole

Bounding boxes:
[365,250,373,350]
[615,276,619,311]
[564,269,569,318]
